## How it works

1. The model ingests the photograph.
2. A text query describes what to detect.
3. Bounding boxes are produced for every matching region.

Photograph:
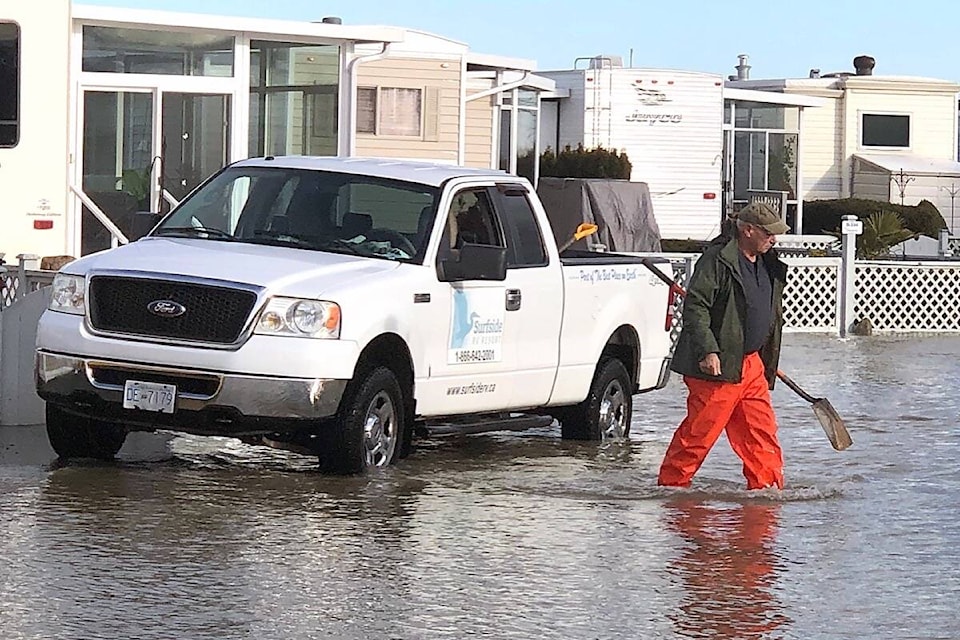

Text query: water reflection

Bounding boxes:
[23,466,430,639]
[663,499,791,639]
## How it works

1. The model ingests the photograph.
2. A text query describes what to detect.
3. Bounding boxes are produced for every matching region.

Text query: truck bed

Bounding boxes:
[559,249,673,268]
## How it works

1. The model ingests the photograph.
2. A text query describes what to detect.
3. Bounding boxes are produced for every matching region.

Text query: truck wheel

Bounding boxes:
[319,366,406,475]
[45,404,127,460]
[560,358,632,441]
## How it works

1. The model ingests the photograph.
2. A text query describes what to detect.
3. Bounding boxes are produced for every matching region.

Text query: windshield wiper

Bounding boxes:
[248,230,315,249]
[247,230,361,254]
[313,237,362,255]
[155,226,235,240]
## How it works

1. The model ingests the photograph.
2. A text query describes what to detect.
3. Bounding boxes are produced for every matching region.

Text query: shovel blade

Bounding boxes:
[812,398,853,451]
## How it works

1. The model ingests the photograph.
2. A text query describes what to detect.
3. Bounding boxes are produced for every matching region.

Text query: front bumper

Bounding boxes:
[36,351,348,436]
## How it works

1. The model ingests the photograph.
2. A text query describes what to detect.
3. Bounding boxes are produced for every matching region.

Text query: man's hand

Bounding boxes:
[698,353,721,376]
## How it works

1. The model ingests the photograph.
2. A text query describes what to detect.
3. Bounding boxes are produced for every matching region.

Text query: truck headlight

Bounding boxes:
[255,298,340,339]
[48,273,86,315]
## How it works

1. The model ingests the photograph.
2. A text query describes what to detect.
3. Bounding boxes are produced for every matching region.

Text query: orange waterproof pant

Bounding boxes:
[658,352,784,490]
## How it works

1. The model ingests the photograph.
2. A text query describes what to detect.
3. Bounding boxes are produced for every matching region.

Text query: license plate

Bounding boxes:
[123,380,177,414]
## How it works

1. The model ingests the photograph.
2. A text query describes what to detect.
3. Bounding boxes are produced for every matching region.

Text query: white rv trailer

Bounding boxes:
[0,2,72,262]
[541,62,725,241]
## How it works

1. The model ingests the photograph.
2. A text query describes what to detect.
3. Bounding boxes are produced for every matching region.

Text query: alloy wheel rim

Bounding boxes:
[363,390,398,467]
[598,379,627,439]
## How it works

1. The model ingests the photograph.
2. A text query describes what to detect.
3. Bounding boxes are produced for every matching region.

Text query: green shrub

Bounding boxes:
[827,211,916,259]
[802,198,945,238]
[540,144,632,180]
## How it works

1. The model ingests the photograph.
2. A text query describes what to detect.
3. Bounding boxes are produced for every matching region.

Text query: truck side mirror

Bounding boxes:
[129,211,162,241]
[438,243,507,282]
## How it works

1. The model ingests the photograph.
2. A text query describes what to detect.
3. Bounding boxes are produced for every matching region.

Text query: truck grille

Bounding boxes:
[88,276,259,344]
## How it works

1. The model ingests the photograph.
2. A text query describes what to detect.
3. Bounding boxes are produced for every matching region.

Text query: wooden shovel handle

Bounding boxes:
[775,370,819,404]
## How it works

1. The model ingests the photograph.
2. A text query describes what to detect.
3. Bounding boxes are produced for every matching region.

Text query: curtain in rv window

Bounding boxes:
[0,22,19,147]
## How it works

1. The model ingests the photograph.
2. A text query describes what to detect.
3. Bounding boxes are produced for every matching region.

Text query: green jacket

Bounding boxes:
[670,237,788,388]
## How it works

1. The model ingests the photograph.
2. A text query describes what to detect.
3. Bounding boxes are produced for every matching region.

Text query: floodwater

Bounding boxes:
[1,333,958,639]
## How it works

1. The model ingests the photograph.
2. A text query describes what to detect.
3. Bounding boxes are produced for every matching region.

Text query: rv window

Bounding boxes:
[0,22,19,148]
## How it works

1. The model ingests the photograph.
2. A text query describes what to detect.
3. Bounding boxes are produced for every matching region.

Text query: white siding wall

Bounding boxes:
[464,80,494,168]
[794,95,844,201]
[355,57,461,163]
[844,89,958,163]
[791,81,959,204]
[540,71,586,152]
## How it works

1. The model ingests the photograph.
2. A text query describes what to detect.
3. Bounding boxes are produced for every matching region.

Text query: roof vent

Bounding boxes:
[321,16,343,25]
[853,55,875,76]
[735,54,751,80]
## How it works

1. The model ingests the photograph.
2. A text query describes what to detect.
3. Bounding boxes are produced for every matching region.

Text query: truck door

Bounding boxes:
[419,185,514,414]
[491,184,563,406]
[418,183,562,415]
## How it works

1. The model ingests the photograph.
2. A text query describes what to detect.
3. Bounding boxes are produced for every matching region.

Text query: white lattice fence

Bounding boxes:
[781,257,840,333]
[1,261,54,312]
[855,262,960,332]
[776,234,840,257]
[1,270,19,310]
[666,254,841,335]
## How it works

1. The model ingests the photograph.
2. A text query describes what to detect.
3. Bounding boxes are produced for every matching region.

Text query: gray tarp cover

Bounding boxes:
[536,178,662,253]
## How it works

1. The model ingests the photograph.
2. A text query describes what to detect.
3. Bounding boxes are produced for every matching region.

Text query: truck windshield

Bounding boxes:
[153,166,440,264]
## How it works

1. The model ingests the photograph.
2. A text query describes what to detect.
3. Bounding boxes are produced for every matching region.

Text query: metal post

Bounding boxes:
[939,181,959,236]
[839,216,861,337]
[16,254,40,303]
[939,228,951,257]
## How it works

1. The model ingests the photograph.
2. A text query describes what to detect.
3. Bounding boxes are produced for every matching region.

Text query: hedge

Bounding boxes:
[802,198,945,238]
[539,144,632,180]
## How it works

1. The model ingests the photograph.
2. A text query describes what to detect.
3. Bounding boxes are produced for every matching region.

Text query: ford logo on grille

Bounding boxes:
[147,300,187,318]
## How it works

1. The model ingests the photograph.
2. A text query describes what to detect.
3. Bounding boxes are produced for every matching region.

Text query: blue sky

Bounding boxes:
[81,0,960,81]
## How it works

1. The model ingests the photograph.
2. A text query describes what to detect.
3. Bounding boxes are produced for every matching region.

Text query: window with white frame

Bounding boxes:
[862,113,910,148]
[357,87,422,137]
[0,21,19,147]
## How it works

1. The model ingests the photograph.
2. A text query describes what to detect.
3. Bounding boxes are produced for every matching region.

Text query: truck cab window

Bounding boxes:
[440,188,503,255]
[496,188,547,267]
[0,22,19,147]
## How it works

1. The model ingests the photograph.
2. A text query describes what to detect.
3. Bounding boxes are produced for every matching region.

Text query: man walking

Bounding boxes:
[658,202,789,490]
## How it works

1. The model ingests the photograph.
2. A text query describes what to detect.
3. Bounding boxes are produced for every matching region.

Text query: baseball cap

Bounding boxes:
[736,202,790,235]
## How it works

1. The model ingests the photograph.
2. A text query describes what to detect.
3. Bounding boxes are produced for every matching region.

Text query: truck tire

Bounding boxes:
[318,366,406,475]
[45,404,127,460]
[560,357,632,441]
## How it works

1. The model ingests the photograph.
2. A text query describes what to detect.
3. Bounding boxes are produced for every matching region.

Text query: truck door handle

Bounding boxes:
[505,288,521,311]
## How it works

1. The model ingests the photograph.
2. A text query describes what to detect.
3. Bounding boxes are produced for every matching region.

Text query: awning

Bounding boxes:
[73,4,406,43]
[855,153,960,176]
[723,87,829,108]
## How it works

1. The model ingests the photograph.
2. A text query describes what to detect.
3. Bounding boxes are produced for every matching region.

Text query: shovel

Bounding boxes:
[638,257,852,451]
[773,370,852,451]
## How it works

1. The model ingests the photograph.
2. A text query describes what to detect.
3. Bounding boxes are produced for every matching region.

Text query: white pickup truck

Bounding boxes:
[35,157,674,473]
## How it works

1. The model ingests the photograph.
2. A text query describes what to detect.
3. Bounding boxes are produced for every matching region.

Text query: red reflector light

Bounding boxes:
[33,219,54,230]
[703,193,717,200]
